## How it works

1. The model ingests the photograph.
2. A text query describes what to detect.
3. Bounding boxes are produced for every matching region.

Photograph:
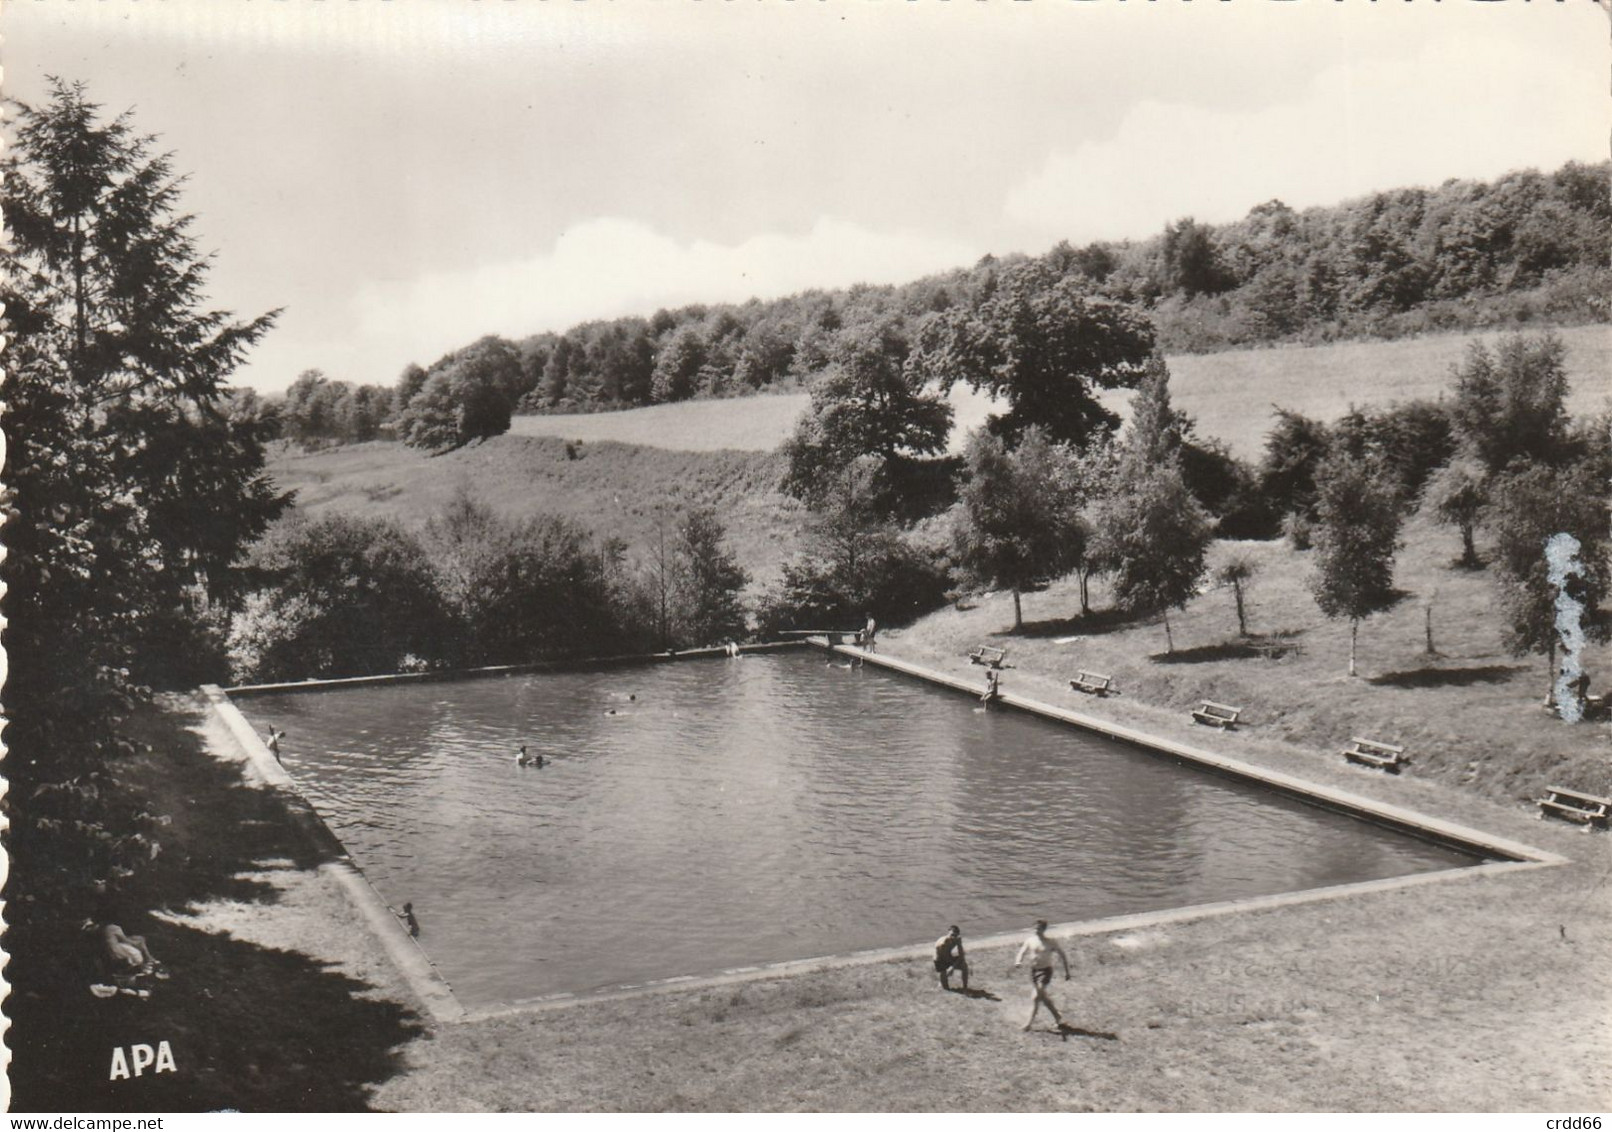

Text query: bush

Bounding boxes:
[755,532,952,638]
[227,515,451,682]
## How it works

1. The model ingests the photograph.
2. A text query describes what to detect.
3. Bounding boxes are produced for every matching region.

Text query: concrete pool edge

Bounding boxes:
[464,856,1550,1021]
[826,641,1567,867]
[222,641,808,698]
[199,684,468,1023]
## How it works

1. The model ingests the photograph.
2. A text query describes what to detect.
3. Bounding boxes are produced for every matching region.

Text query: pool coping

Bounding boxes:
[198,639,1568,1027]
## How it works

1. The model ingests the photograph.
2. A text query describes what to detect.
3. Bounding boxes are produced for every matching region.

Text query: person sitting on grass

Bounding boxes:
[933,925,969,991]
[1013,919,1070,1031]
[103,923,165,978]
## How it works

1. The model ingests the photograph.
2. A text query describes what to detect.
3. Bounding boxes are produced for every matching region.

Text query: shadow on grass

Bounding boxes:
[1058,1022,1120,1042]
[951,986,1001,1002]
[1012,609,1138,640]
[1367,664,1526,689]
[7,699,425,1112]
[1150,635,1301,665]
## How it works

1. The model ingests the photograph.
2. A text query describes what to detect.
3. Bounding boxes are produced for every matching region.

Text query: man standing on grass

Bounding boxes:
[1014,919,1070,1031]
[934,925,969,991]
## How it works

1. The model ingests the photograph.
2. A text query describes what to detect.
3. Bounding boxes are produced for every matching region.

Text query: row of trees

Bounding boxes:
[226,497,750,684]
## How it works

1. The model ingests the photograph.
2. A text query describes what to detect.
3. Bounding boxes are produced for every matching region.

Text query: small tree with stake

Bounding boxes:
[1309,454,1403,677]
[1215,555,1260,638]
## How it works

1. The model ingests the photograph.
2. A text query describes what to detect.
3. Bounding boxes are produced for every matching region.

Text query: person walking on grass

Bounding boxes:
[1014,919,1070,1031]
[934,925,969,991]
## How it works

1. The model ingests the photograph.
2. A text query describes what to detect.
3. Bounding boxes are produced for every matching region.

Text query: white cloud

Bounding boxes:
[345,216,979,375]
[1005,32,1607,244]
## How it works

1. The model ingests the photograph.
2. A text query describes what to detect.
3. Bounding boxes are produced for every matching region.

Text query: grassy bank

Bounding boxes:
[885,507,1610,812]
[5,698,424,1111]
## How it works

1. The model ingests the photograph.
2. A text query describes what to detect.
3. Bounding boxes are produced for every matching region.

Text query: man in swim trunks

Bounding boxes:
[1013,919,1070,1031]
[933,925,969,991]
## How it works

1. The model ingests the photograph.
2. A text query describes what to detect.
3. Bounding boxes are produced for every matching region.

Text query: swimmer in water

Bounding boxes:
[516,744,532,766]
[399,903,421,937]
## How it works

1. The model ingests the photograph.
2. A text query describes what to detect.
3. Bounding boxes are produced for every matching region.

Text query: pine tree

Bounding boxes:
[2,78,288,751]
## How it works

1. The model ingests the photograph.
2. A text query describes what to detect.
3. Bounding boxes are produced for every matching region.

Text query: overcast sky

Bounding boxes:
[8,1,1607,393]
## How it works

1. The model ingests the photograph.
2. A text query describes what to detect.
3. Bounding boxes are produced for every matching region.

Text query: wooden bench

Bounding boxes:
[1191,700,1241,729]
[969,645,1008,669]
[1537,786,1612,829]
[1069,671,1114,696]
[1343,736,1409,773]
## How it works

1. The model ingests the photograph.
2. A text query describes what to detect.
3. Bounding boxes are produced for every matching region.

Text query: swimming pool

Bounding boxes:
[235,651,1476,1008]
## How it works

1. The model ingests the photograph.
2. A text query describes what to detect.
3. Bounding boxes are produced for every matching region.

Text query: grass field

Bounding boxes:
[508,324,1610,461]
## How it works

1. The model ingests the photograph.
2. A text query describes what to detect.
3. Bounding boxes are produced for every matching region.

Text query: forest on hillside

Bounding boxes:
[254,159,1610,449]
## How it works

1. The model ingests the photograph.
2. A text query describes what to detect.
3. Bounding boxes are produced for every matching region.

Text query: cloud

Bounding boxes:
[1004,32,1607,244]
[346,217,979,374]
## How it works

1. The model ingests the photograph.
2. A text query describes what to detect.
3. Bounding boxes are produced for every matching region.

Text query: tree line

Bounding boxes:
[249,157,1608,450]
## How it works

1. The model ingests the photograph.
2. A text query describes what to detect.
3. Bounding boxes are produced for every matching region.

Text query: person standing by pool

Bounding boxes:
[863,613,877,653]
[265,727,286,762]
[1014,919,1070,1031]
[933,925,969,991]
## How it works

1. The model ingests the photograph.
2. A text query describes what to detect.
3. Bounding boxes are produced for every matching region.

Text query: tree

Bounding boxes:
[1424,457,1489,568]
[399,336,519,451]
[1,78,289,733]
[1091,459,1211,655]
[1487,462,1611,705]
[650,324,707,403]
[1215,555,1260,638]
[1161,217,1229,297]
[670,508,749,647]
[909,260,1154,447]
[1308,454,1403,676]
[1259,408,1333,523]
[395,361,428,412]
[955,428,1086,631]
[0,76,289,959]
[781,319,952,506]
[1449,333,1572,474]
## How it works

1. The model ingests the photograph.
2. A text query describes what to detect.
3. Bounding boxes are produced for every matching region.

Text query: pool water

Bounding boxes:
[237,651,1475,1008]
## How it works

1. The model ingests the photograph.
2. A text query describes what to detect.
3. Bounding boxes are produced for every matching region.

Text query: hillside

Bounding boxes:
[509,324,1609,461]
[271,323,1609,592]
[267,434,807,591]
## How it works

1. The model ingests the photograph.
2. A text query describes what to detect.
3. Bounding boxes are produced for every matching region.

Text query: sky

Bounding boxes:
[7,0,1608,393]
